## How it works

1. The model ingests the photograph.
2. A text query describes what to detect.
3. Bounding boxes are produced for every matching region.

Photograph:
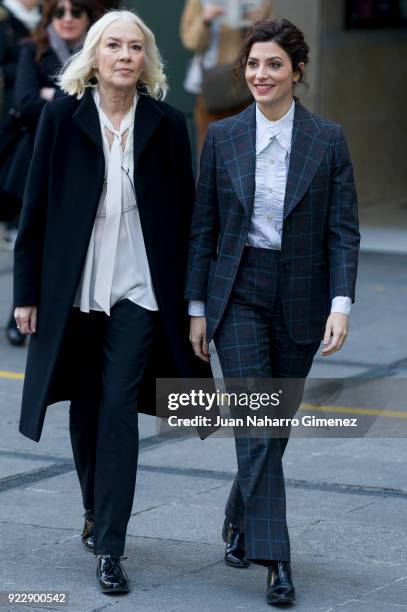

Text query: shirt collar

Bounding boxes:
[256,99,295,155]
[93,88,138,136]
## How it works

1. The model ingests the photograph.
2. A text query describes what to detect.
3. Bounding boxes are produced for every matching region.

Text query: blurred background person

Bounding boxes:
[0,0,40,122]
[0,0,95,345]
[0,0,40,266]
[15,0,94,112]
[180,0,273,153]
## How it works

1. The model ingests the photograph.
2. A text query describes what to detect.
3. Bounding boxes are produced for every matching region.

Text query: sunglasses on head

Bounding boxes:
[53,6,85,19]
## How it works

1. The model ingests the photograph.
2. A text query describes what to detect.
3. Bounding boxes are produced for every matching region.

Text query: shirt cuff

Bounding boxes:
[331,296,352,316]
[188,300,206,317]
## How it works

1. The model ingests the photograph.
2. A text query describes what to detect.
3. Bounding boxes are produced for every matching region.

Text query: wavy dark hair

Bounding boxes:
[31,0,98,62]
[234,18,310,94]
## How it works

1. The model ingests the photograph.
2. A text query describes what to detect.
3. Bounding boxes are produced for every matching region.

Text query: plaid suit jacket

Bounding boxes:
[185,101,360,345]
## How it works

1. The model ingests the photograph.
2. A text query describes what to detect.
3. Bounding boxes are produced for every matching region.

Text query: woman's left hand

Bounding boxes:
[321,313,349,356]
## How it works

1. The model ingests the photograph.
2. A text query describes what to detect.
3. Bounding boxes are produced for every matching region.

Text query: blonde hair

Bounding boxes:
[58,10,168,100]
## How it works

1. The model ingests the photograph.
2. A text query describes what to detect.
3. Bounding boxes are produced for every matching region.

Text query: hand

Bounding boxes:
[40,87,56,101]
[202,4,225,24]
[189,316,210,362]
[321,313,349,356]
[14,306,37,335]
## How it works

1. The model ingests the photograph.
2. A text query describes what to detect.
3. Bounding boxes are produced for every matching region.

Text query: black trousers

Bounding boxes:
[68,299,157,555]
[215,247,320,563]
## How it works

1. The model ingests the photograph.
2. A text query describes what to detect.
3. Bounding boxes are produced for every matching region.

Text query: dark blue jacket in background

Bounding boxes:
[0,3,29,121]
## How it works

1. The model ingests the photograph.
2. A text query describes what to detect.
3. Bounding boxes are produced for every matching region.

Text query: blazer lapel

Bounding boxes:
[283,101,328,220]
[72,88,103,153]
[133,94,164,170]
[220,103,256,217]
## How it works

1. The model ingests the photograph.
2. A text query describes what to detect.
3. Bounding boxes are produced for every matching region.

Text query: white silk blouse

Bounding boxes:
[73,89,158,315]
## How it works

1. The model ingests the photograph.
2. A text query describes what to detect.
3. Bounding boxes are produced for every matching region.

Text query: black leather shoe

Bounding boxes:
[81,512,94,552]
[96,555,130,594]
[6,316,26,347]
[224,523,250,568]
[266,561,295,606]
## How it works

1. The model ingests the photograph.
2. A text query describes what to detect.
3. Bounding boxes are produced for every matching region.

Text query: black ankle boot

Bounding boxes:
[224,523,250,568]
[81,511,94,552]
[96,555,130,594]
[266,561,295,606]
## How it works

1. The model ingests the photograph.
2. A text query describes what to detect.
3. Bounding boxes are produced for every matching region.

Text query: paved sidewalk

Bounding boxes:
[359,199,407,254]
[0,246,406,611]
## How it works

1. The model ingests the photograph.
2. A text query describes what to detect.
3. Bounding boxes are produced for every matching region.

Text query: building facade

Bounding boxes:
[129,0,407,209]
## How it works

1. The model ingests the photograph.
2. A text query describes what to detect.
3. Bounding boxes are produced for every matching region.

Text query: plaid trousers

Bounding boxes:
[215,247,320,562]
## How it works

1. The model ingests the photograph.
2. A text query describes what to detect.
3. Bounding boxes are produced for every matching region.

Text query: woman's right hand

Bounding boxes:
[14,306,37,335]
[189,316,210,362]
[202,4,225,24]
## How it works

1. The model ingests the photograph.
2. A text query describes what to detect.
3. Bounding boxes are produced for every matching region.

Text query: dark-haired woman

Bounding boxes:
[15,0,93,115]
[186,18,359,605]
[2,0,93,345]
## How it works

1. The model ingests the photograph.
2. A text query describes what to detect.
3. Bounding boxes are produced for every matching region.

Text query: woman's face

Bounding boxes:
[51,0,90,44]
[95,21,145,93]
[245,41,303,111]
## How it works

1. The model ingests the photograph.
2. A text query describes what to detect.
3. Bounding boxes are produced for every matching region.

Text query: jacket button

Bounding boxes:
[284,263,290,271]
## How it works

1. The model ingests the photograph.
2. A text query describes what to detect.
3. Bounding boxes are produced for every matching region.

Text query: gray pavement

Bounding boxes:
[0,244,406,612]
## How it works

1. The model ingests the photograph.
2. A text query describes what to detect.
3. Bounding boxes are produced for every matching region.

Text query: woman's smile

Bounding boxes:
[254,83,276,94]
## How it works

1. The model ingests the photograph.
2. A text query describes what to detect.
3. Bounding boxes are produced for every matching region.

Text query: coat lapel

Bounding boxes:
[72,88,103,153]
[72,89,164,180]
[133,94,164,170]
[220,103,256,217]
[283,101,328,220]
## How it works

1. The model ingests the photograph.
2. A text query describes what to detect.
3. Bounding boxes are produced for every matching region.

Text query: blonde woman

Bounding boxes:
[13,10,211,593]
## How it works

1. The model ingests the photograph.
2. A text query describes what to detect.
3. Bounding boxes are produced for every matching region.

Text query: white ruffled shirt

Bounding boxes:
[73,90,158,315]
[189,100,351,317]
[247,101,295,249]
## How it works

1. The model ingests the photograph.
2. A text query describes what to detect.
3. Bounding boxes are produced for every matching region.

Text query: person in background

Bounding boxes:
[180,0,273,152]
[0,0,39,274]
[15,0,94,112]
[0,0,40,122]
[14,9,211,594]
[186,18,359,606]
[1,0,94,345]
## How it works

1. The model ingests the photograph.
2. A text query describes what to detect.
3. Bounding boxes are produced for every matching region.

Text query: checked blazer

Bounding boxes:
[185,100,360,345]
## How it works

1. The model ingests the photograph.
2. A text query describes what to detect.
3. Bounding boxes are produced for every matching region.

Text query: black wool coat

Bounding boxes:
[14,88,211,442]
